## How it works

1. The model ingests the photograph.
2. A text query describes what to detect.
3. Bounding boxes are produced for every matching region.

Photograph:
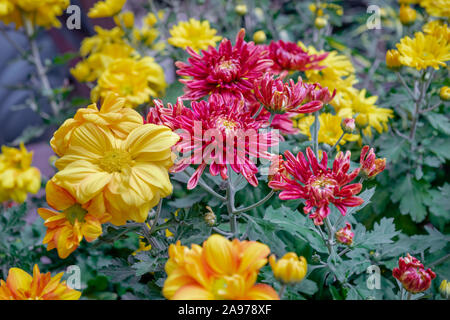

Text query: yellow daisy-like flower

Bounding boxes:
[396,31,450,70]
[168,18,222,52]
[0,0,69,29]
[0,264,81,300]
[0,143,41,203]
[88,0,126,18]
[294,113,360,148]
[419,0,450,18]
[53,122,179,225]
[163,234,279,300]
[38,180,110,259]
[423,20,450,41]
[50,93,143,157]
[80,26,126,57]
[336,89,394,137]
[91,57,167,108]
[114,11,134,29]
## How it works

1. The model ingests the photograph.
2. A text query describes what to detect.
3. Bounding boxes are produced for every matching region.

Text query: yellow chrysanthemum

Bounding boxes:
[0,264,81,300]
[38,181,110,259]
[168,18,222,52]
[114,11,134,29]
[294,113,360,148]
[50,93,143,157]
[0,143,41,203]
[396,31,450,70]
[88,0,126,18]
[163,234,279,300]
[269,253,308,285]
[419,0,450,18]
[335,89,394,137]
[422,20,450,41]
[53,122,179,225]
[80,26,125,57]
[299,42,355,81]
[0,0,69,29]
[91,57,166,107]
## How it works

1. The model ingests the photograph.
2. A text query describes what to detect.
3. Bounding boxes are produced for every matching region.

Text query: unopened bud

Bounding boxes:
[315,17,327,29]
[440,86,450,101]
[235,4,247,16]
[342,118,355,133]
[204,206,216,226]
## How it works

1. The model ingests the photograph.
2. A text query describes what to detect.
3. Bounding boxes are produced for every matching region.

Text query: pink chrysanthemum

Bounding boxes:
[335,222,354,246]
[246,101,298,135]
[393,253,436,294]
[268,147,364,225]
[267,40,328,74]
[175,29,273,101]
[254,73,323,114]
[360,145,386,179]
[147,94,279,189]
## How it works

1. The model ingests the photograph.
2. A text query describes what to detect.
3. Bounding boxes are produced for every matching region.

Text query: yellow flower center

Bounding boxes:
[64,204,88,225]
[99,150,132,173]
[311,176,336,189]
[218,60,235,70]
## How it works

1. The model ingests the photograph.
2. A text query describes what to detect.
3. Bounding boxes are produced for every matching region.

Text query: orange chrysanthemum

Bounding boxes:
[0,264,81,300]
[163,234,279,300]
[38,180,110,259]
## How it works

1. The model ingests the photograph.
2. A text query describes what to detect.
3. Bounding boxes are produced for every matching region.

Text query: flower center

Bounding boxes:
[98,150,132,173]
[311,175,336,190]
[216,117,237,133]
[64,204,88,225]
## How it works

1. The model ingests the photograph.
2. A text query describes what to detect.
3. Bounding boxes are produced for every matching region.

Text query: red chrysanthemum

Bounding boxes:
[268,147,364,225]
[254,73,323,114]
[175,29,273,101]
[267,40,328,74]
[393,254,436,294]
[147,94,279,189]
[335,222,354,246]
[246,101,298,135]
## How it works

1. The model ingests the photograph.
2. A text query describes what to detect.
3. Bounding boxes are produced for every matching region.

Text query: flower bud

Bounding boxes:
[440,86,450,101]
[269,253,307,285]
[335,222,354,246]
[254,7,265,22]
[399,5,417,25]
[393,253,436,294]
[439,280,450,299]
[386,49,402,69]
[253,30,267,44]
[342,118,355,133]
[235,4,247,16]
[114,11,135,28]
[360,145,386,179]
[204,206,216,226]
[315,17,327,29]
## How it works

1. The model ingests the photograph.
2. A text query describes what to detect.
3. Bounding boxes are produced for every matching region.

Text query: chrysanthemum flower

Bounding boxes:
[91,57,167,107]
[422,20,450,40]
[419,0,450,19]
[0,264,81,300]
[269,253,308,285]
[254,73,323,114]
[38,181,110,259]
[53,122,179,225]
[267,40,328,74]
[88,0,126,18]
[175,29,273,101]
[335,89,393,137]
[0,143,41,203]
[335,222,354,245]
[168,18,222,52]
[148,94,279,189]
[393,253,436,293]
[51,93,143,157]
[293,113,360,148]
[269,147,363,225]
[360,145,386,179]
[0,0,69,29]
[396,31,450,70]
[163,234,279,300]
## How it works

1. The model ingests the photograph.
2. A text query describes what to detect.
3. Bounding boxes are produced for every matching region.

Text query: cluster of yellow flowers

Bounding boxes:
[71,2,166,108]
[163,234,308,300]
[398,0,450,19]
[0,264,81,300]
[0,143,41,203]
[387,20,450,71]
[38,93,179,258]
[0,0,69,29]
[293,42,393,142]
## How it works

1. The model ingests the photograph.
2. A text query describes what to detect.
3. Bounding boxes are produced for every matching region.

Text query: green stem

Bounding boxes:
[278,284,287,299]
[428,253,450,268]
[329,132,345,154]
[406,292,412,300]
[313,111,320,158]
[233,190,275,214]
[149,200,163,232]
[226,177,238,238]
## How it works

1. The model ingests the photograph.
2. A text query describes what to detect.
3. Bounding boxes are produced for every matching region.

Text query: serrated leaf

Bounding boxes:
[391,175,429,223]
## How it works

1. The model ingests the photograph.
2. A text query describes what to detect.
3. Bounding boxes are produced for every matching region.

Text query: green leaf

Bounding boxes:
[425,113,450,135]
[391,175,429,222]
[355,217,400,249]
